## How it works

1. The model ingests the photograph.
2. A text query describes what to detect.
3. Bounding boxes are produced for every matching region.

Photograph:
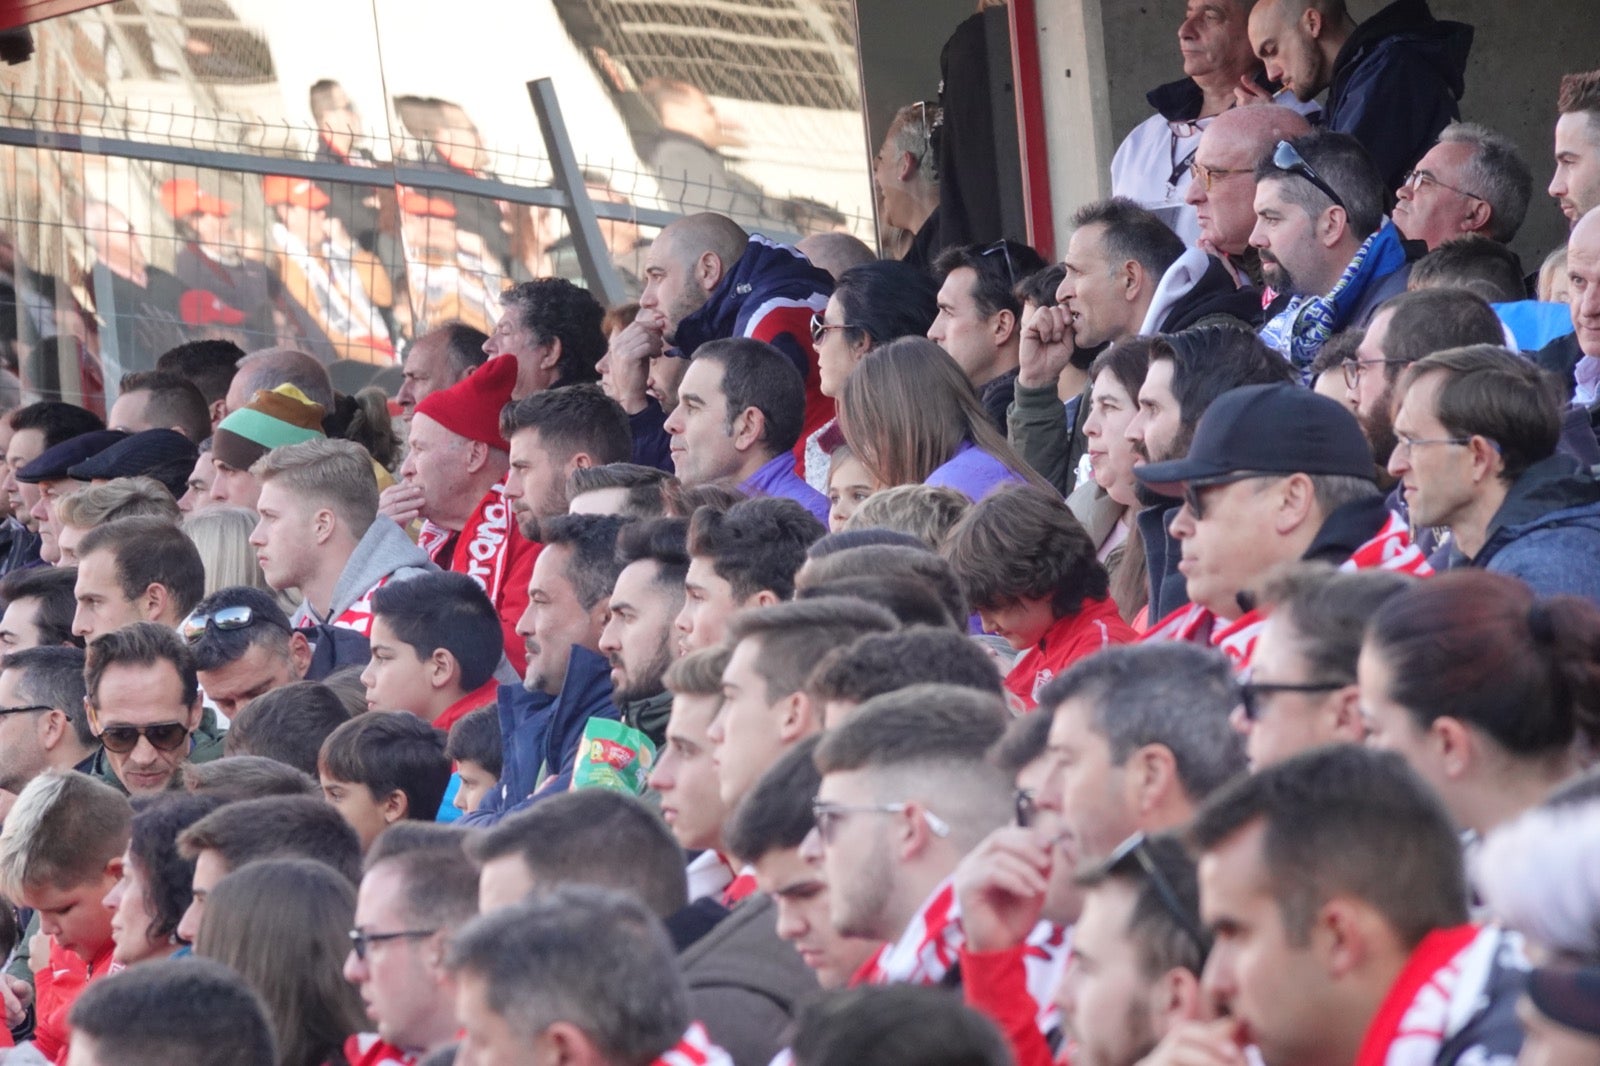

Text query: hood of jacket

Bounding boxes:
[1143,249,1263,336]
[671,235,834,359]
[1330,0,1471,105]
[495,645,618,807]
[294,518,436,626]
[1475,455,1600,563]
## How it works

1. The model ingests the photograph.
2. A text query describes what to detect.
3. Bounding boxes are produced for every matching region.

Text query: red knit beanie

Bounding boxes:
[414,355,517,451]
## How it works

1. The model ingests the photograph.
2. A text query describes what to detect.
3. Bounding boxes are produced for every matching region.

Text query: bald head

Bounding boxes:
[226,348,334,414]
[1187,105,1315,257]
[797,232,876,280]
[1569,208,1600,359]
[661,213,749,272]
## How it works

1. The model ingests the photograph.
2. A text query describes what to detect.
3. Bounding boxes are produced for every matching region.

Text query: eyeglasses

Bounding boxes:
[1189,161,1250,192]
[1104,831,1210,955]
[1401,169,1483,202]
[914,100,943,170]
[0,704,53,717]
[179,605,283,644]
[1392,433,1477,456]
[811,800,951,845]
[1014,788,1038,829]
[981,240,1018,288]
[1341,357,1411,390]
[809,312,863,347]
[1271,140,1346,212]
[1239,680,1345,721]
[348,928,438,961]
[98,722,191,754]
[1180,472,1280,522]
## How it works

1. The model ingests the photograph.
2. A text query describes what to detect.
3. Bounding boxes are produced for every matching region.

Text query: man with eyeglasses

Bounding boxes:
[83,622,221,796]
[1190,745,1523,1066]
[1391,123,1532,251]
[1139,384,1429,664]
[1253,132,1421,373]
[873,102,943,271]
[342,847,478,1066]
[183,587,312,721]
[928,240,1048,434]
[1245,0,1470,194]
[1054,832,1211,1066]
[804,685,1019,995]
[0,647,95,819]
[1388,345,1600,603]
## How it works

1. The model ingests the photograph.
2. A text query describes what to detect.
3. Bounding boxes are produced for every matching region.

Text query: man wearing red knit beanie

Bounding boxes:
[393,356,538,672]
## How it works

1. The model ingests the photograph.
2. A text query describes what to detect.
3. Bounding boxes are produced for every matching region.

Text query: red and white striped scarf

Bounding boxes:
[651,1023,734,1066]
[330,575,392,638]
[1145,511,1433,668]
[858,879,964,987]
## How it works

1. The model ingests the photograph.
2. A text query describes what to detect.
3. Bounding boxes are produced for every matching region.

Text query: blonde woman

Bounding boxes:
[183,506,296,612]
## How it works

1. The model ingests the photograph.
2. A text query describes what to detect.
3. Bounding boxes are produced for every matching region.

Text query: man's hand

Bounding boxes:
[954,826,1053,953]
[1137,1019,1249,1066]
[1018,304,1078,390]
[1,975,31,1030]
[1234,75,1276,107]
[606,316,667,415]
[379,481,427,528]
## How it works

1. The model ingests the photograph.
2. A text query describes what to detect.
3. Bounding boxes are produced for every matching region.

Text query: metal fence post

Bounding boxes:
[527,77,628,307]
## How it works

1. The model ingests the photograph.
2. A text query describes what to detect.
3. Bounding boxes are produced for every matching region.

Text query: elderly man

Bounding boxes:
[1392,122,1532,250]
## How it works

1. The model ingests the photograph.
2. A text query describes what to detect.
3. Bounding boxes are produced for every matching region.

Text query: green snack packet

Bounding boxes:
[570,717,657,795]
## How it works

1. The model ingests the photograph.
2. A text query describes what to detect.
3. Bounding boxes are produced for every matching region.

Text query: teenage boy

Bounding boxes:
[445,705,501,815]
[318,714,451,852]
[943,485,1136,708]
[362,572,504,731]
[0,770,131,1063]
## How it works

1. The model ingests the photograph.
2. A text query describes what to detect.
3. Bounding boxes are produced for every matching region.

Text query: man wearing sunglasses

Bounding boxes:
[1139,384,1430,664]
[1246,0,1470,195]
[1253,132,1420,371]
[83,622,216,796]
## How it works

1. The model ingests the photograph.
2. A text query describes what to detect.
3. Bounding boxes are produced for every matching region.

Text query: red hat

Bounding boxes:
[161,178,233,219]
[180,289,247,327]
[262,175,330,210]
[414,355,517,451]
[399,189,457,219]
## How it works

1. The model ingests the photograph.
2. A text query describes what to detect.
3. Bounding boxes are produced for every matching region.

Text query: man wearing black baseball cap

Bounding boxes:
[1136,383,1431,665]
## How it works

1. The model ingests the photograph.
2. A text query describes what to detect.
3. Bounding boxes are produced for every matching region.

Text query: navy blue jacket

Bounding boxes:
[671,236,832,378]
[1325,0,1472,193]
[467,645,619,825]
[1445,455,1600,605]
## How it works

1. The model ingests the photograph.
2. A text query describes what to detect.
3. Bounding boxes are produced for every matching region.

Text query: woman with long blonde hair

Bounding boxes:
[183,506,296,612]
[838,337,1053,501]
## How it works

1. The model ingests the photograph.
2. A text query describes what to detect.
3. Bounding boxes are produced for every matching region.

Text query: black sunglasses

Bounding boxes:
[348,927,438,961]
[1271,140,1347,212]
[1104,831,1210,956]
[179,605,284,645]
[1239,680,1345,721]
[98,722,190,755]
[981,240,1018,288]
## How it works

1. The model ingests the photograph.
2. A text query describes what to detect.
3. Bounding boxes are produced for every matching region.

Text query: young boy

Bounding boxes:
[0,771,132,1064]
[318,714,451,852]
[942,485,1138,709]
[362,572,505,731]
[444,705,502,815]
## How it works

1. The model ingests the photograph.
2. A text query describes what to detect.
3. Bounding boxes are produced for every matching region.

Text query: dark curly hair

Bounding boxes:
[499,278,606,387]
[128,793,225,945]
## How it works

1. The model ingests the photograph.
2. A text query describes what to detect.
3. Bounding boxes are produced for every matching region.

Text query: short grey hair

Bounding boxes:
[888,103,940,190]
[1476,800,1600,959]
[1437,122,1533,243]
[445,886,688,1063]
[1038,644,1246,801]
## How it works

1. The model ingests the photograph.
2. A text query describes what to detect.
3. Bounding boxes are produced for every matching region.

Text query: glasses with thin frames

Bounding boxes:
[98,722,190,755]
[1239,680,1345,721]
[348,928,438,961]
[0,704,53,717]
[1341,357,1411,390]
[1392,433,1475,456]
[1272,140,1346,212]
[1189,161,1250,193]
[811,800,951,845]
[1104,831,1210,955]
[1401,169,1483,202]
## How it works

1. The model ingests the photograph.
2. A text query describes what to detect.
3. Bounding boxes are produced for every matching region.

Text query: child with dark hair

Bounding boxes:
[444,705,502,815]
[317,714,451,852]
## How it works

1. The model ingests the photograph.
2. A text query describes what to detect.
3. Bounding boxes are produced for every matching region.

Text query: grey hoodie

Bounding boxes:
[290,518,437,628]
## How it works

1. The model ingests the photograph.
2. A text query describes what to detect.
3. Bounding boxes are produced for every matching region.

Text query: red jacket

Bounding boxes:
[1005,598,1139,710]
[35,938,116,1065]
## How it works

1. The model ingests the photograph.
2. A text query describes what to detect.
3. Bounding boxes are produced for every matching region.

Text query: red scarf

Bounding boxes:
[344,1033,416,1066]
[720,863,759,908]
[1354,925,1482,1066]
[650,1023,734,1066]
[450,482,516,602]
[856,879,964,987]
[330,574,391,638]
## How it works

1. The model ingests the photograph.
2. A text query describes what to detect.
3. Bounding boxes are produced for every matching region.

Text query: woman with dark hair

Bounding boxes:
[839,337,1053,502]
[1075,338,1155,625]
[1360,570,1600,837]
[104,792,222,965]
[806,260,940,486]
[196,858,365,1066]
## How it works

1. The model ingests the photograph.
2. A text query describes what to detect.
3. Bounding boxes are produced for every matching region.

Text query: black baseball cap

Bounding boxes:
[1135,383,1375,498]
[1529,965,1600,1037]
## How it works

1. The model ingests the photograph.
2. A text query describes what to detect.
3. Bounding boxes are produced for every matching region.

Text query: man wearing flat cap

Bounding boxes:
[1138,383,1432,665]
[17,430,127,565]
